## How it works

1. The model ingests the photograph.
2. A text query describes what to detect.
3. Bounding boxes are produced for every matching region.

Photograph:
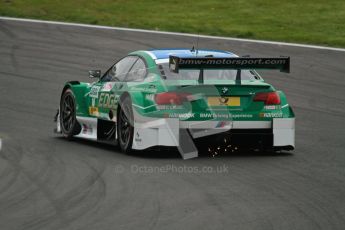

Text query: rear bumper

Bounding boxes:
[132,109,295,158]
[272,118,295,149]
[194,128,294,151]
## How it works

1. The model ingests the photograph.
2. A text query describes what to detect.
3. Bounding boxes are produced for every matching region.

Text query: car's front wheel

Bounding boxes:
[60,89,80,139]
[117,96,134,153]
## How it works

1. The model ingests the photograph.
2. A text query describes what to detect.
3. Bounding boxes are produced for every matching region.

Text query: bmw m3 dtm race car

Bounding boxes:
[55,49,294,159]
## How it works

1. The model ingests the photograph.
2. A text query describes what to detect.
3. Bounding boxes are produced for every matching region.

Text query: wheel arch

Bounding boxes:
[117,91,135,153]
[60,81,80,99]
[277,90,295,118]
[119,91,131,103]
[60,81,89,116]
[117,91,130,119]
[119,91,143,110]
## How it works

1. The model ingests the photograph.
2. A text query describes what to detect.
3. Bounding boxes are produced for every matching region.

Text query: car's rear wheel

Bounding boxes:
[117,96,134,153]
[60,89,80,139]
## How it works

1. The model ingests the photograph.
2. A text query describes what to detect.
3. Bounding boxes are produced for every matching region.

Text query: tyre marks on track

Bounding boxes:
[0,137,107,230]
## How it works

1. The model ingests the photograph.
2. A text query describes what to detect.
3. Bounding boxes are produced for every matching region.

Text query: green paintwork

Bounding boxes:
[62,50,294,123]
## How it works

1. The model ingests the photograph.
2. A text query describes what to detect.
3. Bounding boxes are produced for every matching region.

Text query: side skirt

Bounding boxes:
[74,116,118,145]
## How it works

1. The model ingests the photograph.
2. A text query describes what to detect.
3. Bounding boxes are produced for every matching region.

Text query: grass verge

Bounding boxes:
[1,0,345,47]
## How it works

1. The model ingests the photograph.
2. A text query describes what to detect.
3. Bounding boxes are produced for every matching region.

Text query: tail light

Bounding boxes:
[154,92,190,105]
[254,91,280,105]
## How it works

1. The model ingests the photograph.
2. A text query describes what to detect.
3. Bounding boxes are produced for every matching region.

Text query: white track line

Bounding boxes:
[1,16,345,52]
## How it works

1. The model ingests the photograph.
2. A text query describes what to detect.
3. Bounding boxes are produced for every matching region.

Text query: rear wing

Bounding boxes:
[169,56,290,73]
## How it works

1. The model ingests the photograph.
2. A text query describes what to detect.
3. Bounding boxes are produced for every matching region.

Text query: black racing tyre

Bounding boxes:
[60,89,80,139]
[117,96,134,153]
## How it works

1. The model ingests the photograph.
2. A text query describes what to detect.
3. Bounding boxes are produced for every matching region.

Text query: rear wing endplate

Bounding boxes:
[169,56,290,73]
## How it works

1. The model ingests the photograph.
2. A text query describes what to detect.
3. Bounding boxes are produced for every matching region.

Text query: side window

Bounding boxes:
[125,58,147,82]
[102,56,138,82]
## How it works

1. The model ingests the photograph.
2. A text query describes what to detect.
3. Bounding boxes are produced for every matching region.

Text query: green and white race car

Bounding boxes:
[55,49,294,159]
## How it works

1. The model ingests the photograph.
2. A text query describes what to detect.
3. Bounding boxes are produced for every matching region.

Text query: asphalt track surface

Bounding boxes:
[0,19,345,230]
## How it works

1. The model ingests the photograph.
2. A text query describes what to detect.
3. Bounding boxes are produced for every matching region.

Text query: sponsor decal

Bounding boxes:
[169,56,290,73]
[215,121,229,128]
[133,85,157,93]
[260,112,283,118]
[157,105,183,110]
[102,82,115,92]
[145,94,154,101]
[99,93,117,109]
[206,108,243,111]
[264,105,281,110]
[230,114,253,118]
[170,57,177,71]
[135,131,142,142]
[89,106,99,116]
[200,113,253,119]
[169,113,195,119]
[82,123,93,135]
[200,113,230,119]
[89,86,100,98]
[264,105,276,110]
[143,85,157,93]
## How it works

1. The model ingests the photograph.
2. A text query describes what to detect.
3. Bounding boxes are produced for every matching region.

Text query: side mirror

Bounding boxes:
[88,70,101,78]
